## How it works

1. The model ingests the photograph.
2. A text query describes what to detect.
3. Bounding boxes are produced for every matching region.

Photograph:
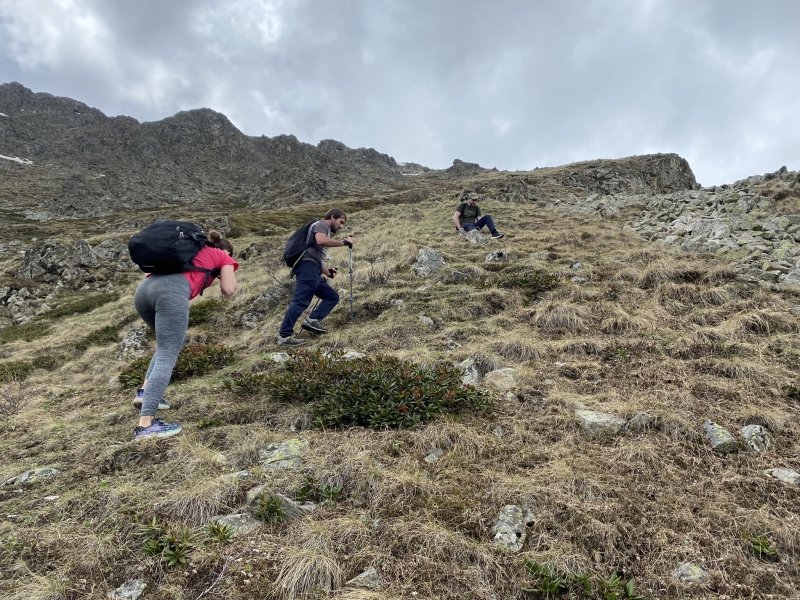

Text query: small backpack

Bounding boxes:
[283,221,317,275]
[128,220,219,293]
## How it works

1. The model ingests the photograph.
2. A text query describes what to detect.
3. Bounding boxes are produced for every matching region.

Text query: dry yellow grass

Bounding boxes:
[1,178,800,599]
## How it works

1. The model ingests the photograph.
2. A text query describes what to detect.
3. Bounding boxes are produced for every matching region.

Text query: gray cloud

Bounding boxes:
[1,0,798,185]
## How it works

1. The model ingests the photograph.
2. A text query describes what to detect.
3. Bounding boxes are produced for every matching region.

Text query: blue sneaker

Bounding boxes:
[133,389,170,411]
[133,420,182,441]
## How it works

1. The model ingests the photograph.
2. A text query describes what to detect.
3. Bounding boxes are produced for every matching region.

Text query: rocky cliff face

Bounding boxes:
[0,82,415,220]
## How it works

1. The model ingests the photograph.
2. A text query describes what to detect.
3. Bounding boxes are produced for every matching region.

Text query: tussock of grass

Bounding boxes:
[532,301,589,333]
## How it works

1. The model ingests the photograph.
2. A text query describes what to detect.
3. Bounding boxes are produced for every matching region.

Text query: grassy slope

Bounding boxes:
[0,179,799,600]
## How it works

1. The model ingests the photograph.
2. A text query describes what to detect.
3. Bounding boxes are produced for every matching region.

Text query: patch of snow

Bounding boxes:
[0,154,33,165]
[0,113,7,117]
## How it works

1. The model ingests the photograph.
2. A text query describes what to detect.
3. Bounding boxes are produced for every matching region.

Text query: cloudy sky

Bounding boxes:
[1,0,798,186]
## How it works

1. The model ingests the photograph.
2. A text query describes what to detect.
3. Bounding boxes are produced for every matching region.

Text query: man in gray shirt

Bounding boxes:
[278,208,354,345]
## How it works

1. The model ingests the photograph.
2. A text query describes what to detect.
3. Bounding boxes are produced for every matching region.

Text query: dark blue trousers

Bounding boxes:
[279,260,340,337]
[462,215,497,233]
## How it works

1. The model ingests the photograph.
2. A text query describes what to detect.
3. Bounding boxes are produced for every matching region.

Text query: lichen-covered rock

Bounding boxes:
[456,357,480,385]
[575,410,627,436]
[345,567,381,590]
[258,439,309,469]
[108,579,146,600]
[741,424,774,454]
[626,412,654,432]
[269,352,290,363]
[671,562,708,584]
[245,488,316,522]
[117,325,149,361]
[209,513,262,537]
[16,239,100,282]
[241,284,292,328]
[412,247,445,276]
[460,229,489,245]
[2,467,61,486]
[486,250,505,262]
[703,420,739,454]
[764,468,800,486]
[491,505,535,552]
[483,368,518,392]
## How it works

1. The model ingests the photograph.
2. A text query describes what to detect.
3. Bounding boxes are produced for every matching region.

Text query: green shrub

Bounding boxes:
[479,270,560,298]
[252,492,284,522]
[744,532,778,560]
[74,325,122,351]
[118,342,236,389]
[137,518,195,567]
[522,561,644,599]
[45,293,120,319]
[188,299,225,326]
[0,321,51,344]
[204,521,235,544]
[0,354,65,384]
[295,475,343,507]
[228,349,492,429]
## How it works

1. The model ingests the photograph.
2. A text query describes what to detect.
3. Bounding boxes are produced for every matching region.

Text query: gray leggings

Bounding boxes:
[133,274,191,417]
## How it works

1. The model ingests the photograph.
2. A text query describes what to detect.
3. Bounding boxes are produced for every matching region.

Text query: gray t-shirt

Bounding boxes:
[300,220,331,270]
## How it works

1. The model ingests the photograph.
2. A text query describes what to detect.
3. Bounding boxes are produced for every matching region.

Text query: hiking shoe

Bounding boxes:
[278,336,306,346]
[133,420,182,441]
[301,318,329,334]
[491,232,505,239]
[133,389,170,411]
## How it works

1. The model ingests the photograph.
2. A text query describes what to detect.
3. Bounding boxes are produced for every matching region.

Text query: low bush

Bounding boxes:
[0,354,65,384]
[522,560,644,599]
[45,293,120,319]
[137,518,195,567]
[188,298,225,326]
[228,349,491,429]
[480,270,560,298]
[74,325,122,351]
[0,381,37,417]
[118,342,236,389]
[0,321,51,344]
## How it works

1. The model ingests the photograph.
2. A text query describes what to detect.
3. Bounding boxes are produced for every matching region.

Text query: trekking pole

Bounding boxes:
[349,245,354,325]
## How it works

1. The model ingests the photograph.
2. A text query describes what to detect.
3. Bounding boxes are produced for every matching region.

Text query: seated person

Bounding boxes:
[453,192,504,239]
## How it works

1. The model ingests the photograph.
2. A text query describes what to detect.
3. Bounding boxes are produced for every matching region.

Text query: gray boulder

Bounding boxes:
[491,505,535,552]
[703,420,739,454]
[345,567,381,590]
[741,425,774,454]
[460,229,490,244]
[486,250,506,262]
[209,513,262,537]
[108,579,146,600]
[412,247,445,276]
[117,325,149,361]
[17,239,100,282]
[241,284,292,328]
[2,467,61,486]
[575,410,627,436]
[258,438,309,469]
[483,368,518,392]
[245,488,316,522]
[671,562,708,584]
[764,468,800,486]
[456,357,480,385]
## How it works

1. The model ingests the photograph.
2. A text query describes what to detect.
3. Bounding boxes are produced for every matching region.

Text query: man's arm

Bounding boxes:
[315,232,354,247]
[453,211,464,231]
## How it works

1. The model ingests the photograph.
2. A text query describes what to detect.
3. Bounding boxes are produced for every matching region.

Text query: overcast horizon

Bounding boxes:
[1,0,798,187]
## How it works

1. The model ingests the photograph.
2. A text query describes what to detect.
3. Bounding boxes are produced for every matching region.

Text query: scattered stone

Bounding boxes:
[269,352,290,363]
[424,448,445,464]
[571,261,582,270]
[340,351,366,360]
[446,340,462,350]
[419,316,435,328]
[626,412,654,432]
[703,420,739,454]
[671,562,708,584]
[2,467,61,487]
[456,357,480,385]
[211,453,230,466]
[209,513,262,537]
[570,276,587,284]
[117,325,149,361]
[390,298,405,311]
[245,487,316,522]
[483,368,518,392]
[242,285,291,328]
[741,425,774,454]
[258,439,309,469]
[492,426,503,439]
[345,567,381,590]
[485,250,505,262]
[412,247,445,276]
[233,470,251,480]
[108,579,146,600]
[452,270,470,283]
[491,505,535,552]
[764,468,800,486]
[461,229,490,244]
[44,495,59,501]
[416,285,429,292]
[575,410,627,436]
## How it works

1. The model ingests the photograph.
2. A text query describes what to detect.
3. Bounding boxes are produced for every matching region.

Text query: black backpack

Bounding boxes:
[128,220,219,293]
[283,221,317,274]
